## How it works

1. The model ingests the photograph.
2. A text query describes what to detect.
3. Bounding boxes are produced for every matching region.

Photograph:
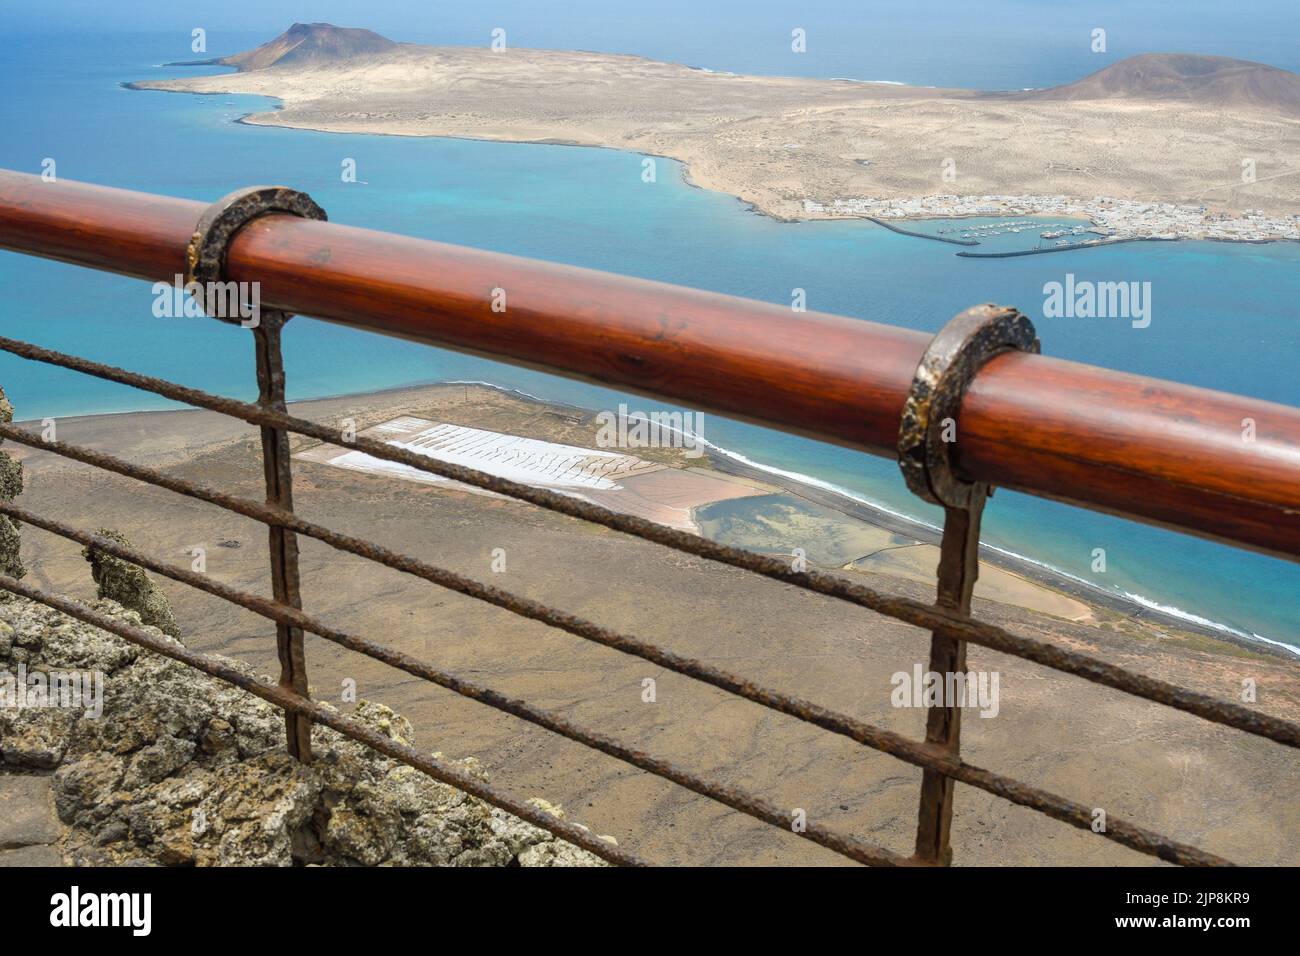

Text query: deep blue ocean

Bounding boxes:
[0,12,1297,648]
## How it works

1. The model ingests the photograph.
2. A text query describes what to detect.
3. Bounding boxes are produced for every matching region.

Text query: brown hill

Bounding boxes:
[215,22,397,72]
[1019,53,1300,116]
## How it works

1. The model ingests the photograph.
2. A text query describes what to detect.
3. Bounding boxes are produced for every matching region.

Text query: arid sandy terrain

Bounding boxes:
[10,384,1299,865]
[130,30,1300,237]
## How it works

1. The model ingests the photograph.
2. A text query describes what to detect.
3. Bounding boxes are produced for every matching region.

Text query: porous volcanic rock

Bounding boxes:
[81,529,180,637]
[0,596,611,866]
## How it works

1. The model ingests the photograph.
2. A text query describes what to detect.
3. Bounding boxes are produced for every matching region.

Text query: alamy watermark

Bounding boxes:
[50,886,150,936]
[891,664,1000,718]
[0,663,103,718]
[595,404,706,458]
[1043,273,1152,328]
[152,275,262,327]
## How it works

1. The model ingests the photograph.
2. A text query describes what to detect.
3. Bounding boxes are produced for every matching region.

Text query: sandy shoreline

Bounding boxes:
[127,44,1300,242]
[693,430,1297,658]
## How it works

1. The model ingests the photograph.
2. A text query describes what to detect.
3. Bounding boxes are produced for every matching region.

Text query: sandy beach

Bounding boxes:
[129,42,1300,241]
[9,382,1299,865]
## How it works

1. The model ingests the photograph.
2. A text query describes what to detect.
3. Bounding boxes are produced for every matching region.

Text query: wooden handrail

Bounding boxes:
[1,169,1297,560]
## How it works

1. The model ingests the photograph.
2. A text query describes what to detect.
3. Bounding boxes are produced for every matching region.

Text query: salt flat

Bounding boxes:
[295,416,765,531]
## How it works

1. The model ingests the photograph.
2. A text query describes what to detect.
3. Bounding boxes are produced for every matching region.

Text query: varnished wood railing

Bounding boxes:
[1,170,1297,560]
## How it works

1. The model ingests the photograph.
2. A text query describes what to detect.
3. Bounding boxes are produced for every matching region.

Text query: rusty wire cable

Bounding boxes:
[0,488,1236,866]
[9,504,906,866]
[0,572,645,867]
[0,336,1294,751]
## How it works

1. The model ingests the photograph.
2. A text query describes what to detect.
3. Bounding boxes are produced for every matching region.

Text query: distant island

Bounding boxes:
[130,23,1300,242]
[162,22,397,70]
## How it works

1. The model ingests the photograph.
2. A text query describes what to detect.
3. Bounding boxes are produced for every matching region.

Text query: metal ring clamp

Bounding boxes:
[897,304,1040,509]
[184,186,327,325]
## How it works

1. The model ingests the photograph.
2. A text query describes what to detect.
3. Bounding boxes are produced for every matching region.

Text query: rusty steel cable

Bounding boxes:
[0,572,644,867]
[12,504,906,866]
[0,339,1294,751]
[0,496,1237,866]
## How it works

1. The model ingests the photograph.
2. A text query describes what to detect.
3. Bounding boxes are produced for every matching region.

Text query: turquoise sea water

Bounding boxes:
[0,29,1296,648]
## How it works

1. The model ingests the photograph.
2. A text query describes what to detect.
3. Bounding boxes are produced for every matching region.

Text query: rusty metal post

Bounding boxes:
[253,312,313,760]
[184,185,328,762]
[913,495,985,863]
[897,305,1041,864]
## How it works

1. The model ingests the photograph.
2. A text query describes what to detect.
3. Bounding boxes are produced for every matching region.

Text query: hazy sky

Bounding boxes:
[5,0,1296,39]
[4,0,1297,86]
